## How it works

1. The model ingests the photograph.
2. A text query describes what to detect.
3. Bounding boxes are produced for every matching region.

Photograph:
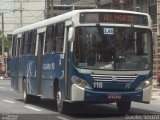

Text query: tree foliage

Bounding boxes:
[0,35,11,55]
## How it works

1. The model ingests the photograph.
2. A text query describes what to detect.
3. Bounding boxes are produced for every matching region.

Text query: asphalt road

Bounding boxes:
[0,80,160,120]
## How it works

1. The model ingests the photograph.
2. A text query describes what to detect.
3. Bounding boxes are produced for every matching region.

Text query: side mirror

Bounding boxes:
[68,27,75,42]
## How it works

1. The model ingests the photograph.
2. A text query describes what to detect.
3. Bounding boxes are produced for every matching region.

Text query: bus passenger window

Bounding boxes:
[30,30,37,55]
[21,32,30,56]
[45,25,54,54]
[28,31,32,54]
[12,35,17,57]
[21,33,25,55]
[55,22,64,52]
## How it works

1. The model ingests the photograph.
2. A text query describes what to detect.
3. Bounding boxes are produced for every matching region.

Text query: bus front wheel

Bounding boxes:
[116,101,131,114]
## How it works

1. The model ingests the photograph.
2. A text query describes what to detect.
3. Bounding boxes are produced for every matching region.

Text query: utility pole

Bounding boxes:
[20,1,23,27]
[95,0,101,8]
[14,0,23,27]
[1,13,5,71]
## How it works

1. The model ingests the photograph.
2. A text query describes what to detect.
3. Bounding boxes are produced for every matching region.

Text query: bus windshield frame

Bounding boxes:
[73,26,152,71]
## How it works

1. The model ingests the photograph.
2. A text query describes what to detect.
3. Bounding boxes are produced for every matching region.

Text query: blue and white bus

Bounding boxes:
[10,9,153,113]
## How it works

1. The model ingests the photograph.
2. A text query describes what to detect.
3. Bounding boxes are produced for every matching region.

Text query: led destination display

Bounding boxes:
[80,12,148,25]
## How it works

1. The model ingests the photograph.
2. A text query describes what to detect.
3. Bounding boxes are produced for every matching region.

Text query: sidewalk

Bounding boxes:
[152,87,160,96]
[2,77,10,80]
[152,88,160,101]
[0,77,10,80]
[152,79,160,101]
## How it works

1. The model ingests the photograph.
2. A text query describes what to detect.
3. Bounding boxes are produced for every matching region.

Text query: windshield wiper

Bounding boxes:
[96,23,103,35]
[123,24,134,52]
[126,24,134,41]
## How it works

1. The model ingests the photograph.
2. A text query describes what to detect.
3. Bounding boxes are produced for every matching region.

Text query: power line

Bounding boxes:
[22,12,44,23]
[0,22,33,24]
[0,0,45,34]
[1,16,36,18]
[0,9,44,11]
[0,0,45,2]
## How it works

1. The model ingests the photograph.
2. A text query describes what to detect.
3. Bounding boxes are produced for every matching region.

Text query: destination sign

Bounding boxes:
[80,12,148,26]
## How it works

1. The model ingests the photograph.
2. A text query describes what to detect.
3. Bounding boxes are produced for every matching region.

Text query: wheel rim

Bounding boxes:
[57,90,62,112]
[23,88,26,100]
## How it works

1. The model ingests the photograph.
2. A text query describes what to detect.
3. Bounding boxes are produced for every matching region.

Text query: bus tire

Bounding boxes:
[116,101,131,114]
[55,83,67,113]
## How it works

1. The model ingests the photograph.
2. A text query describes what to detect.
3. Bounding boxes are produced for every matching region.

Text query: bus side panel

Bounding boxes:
[10,57,17,90]
[41,54,65,99]
[19,56,37,95]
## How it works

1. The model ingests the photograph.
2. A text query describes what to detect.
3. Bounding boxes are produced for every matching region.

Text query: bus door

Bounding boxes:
[15,35,21,91]
[64,20,73,100]
[36,28,45,95]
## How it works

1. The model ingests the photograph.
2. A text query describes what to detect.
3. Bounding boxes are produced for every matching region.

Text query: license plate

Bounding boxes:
[108,94,122,99]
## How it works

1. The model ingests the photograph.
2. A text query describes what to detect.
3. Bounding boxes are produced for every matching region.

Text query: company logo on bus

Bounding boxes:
[112,76,117,81]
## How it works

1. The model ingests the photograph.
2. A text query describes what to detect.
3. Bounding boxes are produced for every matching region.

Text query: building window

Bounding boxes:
[150,0,157,4]
[149,3,157,24]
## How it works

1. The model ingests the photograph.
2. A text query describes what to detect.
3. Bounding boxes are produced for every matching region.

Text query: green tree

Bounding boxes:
[0,35,11,55]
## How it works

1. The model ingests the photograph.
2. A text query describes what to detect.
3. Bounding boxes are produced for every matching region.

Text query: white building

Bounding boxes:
[0,0,45,35]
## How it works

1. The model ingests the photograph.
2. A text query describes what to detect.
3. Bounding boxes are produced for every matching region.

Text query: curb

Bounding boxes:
[152,95,160,101]
[0,78,10,80]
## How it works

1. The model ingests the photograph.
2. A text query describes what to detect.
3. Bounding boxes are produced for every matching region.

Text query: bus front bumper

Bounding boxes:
[71,84,152,103]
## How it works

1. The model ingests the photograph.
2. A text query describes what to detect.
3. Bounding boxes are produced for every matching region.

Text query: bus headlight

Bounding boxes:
[136,78,152,90]
[71,76,92,89]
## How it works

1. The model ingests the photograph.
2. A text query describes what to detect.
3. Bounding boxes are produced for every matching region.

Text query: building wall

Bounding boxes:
[45,0,66,18]
[45,0,96,18]
[62,0,80,5]
[155,0,160,77]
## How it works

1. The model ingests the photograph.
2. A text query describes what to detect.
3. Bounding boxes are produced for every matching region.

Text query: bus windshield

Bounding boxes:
[74,26,152,70]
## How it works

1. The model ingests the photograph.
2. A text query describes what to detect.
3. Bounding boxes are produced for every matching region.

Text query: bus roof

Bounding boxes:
[13,9,151,35]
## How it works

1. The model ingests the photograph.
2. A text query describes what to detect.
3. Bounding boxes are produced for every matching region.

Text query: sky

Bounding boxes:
[0,0,45,35]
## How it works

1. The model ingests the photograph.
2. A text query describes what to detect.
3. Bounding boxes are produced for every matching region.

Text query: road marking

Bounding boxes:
[24,106,42,112]
[10,89,14,91]
[0,87,5,89]
[56,116,70,120]
[3,100,15,104]
[0,83,10,84]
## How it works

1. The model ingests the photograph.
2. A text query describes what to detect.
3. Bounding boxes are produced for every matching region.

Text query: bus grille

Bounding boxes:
[91,74,137,82]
